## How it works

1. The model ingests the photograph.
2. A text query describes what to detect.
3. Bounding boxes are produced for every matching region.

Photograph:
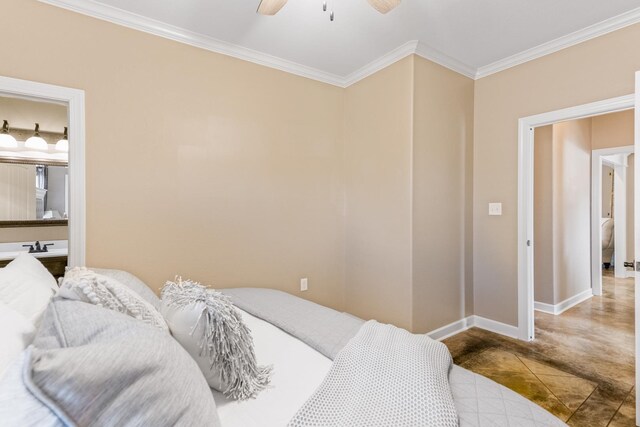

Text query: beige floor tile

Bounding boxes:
[518,355,576,377]
[445,269,635,427]
[609,388,635,427]
[471,369,573,421]
[535,374,596,411]
[460,348,530,374]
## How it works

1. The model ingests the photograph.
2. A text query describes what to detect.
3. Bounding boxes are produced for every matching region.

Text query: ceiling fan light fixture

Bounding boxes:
[367,0,401,14]
[257,0,289,15]
[55,126,69,152]
[25,123,49,151]
[0,120,17,148]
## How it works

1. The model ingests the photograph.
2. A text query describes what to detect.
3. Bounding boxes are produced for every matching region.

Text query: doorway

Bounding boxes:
[592,145,635,296]
[519,92,639,425]
[0,75,86,267]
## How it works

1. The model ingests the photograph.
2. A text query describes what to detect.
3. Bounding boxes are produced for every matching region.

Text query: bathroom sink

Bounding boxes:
[0,240,68,261]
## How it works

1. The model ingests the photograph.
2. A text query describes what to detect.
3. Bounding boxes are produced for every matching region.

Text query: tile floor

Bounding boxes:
[443,269,635,426]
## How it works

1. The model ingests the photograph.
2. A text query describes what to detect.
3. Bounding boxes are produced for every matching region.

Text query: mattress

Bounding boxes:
[213,309,566,427]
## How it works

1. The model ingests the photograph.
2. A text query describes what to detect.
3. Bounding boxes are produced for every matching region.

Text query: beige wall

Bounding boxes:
[343,57,414,330]
[592,109,635,150]
[533,125,554,305]
[0,226,68,244]
[0,96,67,133]
[474,22,640,326]
[2,0,347,310]
[2,1,475,331]
[551,119,592,303]
[412,56,475,332]
[342,55,474,332]
[534,120,592,306]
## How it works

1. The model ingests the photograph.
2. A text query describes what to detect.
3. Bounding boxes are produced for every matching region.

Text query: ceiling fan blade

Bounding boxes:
[367,0,401,14]
[257,0,289,15]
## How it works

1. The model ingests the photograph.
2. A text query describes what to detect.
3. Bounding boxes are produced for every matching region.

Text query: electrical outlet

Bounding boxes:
[300,278,308,292]
[489,203,502,216]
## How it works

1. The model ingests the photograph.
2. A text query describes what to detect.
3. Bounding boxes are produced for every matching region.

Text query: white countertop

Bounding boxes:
[0,240,68,261]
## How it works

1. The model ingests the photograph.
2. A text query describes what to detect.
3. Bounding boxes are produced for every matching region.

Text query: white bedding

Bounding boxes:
[212,310,332,426]
[214,309,566,427]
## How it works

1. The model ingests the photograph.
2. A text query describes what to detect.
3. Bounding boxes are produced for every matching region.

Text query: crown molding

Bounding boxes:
[342,41,476,86]
[476,7,640,79]
[38,0,475,87]
[342,41,419,87]
[38,1,640,84]
[38,0,346,87]
[414,42,476,79]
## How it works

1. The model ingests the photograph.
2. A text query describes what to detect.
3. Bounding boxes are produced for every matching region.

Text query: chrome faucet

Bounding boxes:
[22,241,55,254]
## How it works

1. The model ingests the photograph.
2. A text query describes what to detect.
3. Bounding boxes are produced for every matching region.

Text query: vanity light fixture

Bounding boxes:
[0,120,17,148]
[25,123,49,151]
[55,127,69,152]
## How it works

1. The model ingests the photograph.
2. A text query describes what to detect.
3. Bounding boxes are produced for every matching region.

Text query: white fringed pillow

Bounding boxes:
[161,278,272,400]
[58,267,168,332]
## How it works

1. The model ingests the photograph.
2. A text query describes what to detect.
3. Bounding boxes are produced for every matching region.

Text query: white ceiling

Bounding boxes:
[44,0,640,83]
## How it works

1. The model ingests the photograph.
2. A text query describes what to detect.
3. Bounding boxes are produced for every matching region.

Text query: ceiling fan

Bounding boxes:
[257,0,401,16]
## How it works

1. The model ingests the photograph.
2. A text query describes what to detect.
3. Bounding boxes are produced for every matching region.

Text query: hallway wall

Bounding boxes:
[552,119,592,303]
[534,126,554,305]
[534,119,592,306]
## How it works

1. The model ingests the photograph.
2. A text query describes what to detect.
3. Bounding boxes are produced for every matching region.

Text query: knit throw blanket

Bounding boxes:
[289,320,459,427]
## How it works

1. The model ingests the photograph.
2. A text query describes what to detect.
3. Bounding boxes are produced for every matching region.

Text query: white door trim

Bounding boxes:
[592,146,634,294]
[518,94,634,341]
[0,76,86,267]
[634,71,640,426]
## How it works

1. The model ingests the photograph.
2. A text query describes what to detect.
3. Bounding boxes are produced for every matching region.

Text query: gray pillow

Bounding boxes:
[161,278,272,400]
[91,268,161,310]
[25,298,221,427]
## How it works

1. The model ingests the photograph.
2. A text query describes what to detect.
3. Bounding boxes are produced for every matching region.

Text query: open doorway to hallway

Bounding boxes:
[443,108,636,426]
[529,109,635,424]
[533,110,635,315]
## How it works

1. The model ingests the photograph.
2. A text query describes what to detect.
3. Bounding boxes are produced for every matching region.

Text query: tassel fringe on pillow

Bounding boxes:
[161,278,272,400]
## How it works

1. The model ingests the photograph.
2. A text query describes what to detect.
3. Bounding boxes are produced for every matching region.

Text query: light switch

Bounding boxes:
[489,203,502,216]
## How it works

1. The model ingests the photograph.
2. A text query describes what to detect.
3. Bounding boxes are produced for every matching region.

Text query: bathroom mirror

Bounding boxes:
[0,162,69,223]
[0,95,69,227]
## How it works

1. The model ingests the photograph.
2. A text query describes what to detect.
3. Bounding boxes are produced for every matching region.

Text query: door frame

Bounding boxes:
[0,76,86,267]
[517,94,634,341]
[592,146,634,295]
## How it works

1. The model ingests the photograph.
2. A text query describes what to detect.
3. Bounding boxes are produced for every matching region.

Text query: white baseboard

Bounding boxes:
[534,289,593,315]
[428,316,474,341]
[427,315,519,341]
[471,315,520,339]
[533,301,556,315]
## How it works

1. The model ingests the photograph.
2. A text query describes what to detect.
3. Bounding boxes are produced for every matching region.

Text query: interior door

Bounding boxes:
[635,70,640,426]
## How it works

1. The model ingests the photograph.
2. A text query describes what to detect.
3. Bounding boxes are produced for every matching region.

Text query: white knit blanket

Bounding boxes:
[288,320,459,427]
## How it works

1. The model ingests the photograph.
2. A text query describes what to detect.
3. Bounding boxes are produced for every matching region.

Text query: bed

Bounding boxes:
[214,305,566,427]
[0,261,566,427]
